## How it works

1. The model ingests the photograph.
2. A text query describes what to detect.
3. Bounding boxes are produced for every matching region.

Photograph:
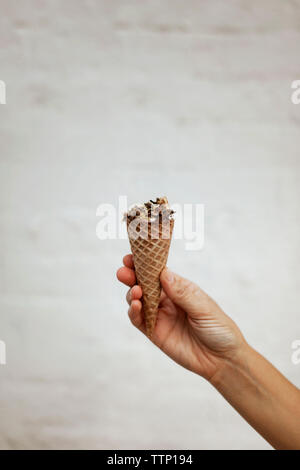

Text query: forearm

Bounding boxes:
[210,343,300,449]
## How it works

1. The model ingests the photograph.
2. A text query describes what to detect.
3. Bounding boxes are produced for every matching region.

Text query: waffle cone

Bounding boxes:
[127,217,174,338]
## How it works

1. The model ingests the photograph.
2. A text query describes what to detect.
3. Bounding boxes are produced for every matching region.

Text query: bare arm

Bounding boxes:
[117,256,300,449]
[211,343,300,450]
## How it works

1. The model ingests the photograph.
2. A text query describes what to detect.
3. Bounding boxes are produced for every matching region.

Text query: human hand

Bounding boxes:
[117,254,246,381]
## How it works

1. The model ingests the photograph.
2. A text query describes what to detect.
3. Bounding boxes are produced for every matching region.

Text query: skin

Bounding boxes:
[117,255,300,450]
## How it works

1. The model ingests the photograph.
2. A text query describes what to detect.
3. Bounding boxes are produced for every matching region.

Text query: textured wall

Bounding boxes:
[0,0,300,450]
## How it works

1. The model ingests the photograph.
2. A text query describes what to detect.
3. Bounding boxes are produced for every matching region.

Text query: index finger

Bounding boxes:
[116,266,136,287]
[123,254,134,269]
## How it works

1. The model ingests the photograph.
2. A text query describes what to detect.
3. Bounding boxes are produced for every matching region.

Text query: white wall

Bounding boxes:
[0,0,299,449]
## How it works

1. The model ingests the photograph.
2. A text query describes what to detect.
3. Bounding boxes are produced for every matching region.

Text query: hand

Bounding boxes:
[117,255,246,381]
[117,256,300,449]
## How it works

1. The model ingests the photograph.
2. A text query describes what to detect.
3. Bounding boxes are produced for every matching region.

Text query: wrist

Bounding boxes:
[209,341,253,389]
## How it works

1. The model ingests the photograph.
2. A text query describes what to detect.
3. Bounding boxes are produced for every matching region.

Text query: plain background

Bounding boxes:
[1,0,300,450]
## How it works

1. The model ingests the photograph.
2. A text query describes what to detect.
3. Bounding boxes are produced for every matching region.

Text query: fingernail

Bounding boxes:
[164,268,174,283]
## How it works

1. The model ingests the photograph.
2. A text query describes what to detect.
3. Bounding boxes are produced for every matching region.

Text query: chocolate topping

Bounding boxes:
[125,197,174,223]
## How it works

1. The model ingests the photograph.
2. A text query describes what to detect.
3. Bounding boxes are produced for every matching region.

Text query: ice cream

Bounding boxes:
[125,197,174,337]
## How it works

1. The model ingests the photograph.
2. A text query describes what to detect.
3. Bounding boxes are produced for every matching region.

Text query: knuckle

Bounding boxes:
[126,289,131,304]
[174,283,186,299]
[130,311,137,326]
[174,279,192,299]
[128,305,136,323]
[189,283,200,297]
[175,279,200,302]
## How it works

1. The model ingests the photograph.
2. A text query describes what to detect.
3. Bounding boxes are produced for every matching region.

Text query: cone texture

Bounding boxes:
[127,218,174,338]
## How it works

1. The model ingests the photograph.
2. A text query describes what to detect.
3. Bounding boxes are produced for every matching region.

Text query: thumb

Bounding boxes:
[160,268,207,316]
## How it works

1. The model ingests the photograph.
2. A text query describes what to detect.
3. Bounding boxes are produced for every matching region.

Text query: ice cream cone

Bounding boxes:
[126,198,174,338]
